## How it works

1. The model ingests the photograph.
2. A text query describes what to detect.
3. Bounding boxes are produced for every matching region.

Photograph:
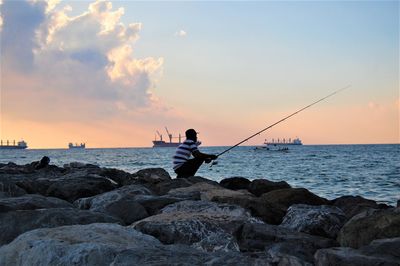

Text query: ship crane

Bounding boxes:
[165,127,173,143]
[156,130,163,141]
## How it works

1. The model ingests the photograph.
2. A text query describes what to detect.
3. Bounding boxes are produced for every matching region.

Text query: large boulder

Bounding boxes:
[219,177,251,190]
[0,223,275,266]
[153,178,194,195]
[315,238,400,266]
[0,194,72,212]
[45,175,117,202]
[161,200,262,223]
[134,194,187,215]
[261,188,329,209]
[0,208,121,246]
[209,191,286,225]
[338,208,400,248]
[281,204,346,239]
[0,178,26,198]
[133,168,171,184]
[74,185,153,224]
[74,184,153,209]
[248,179,291,197]
[167,182,223,200]
[170,183,284,224]
[98,168,135,186]
[133,205,262,252]
[237,222,337,264]
[332,195,391,219]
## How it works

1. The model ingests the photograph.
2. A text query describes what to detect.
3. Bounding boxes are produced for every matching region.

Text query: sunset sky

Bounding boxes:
[1,0,399,148]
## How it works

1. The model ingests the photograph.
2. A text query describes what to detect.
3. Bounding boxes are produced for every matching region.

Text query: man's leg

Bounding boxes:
[175,158,204,178]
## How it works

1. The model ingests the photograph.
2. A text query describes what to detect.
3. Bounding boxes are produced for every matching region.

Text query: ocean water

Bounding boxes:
[1,144,399,205]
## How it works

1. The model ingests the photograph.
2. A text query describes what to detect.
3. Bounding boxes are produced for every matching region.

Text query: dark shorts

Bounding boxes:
[174,157,205,178]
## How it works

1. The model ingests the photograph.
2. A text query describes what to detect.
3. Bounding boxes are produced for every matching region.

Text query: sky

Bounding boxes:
[0,0,399,148]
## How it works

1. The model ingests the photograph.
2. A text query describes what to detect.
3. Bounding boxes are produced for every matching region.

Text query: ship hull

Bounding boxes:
[0,146,27,149]
[265,143,302,146]
[152,141,180,148]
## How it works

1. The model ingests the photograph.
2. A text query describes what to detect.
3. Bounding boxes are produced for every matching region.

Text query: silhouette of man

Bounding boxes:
[173,129,217,178]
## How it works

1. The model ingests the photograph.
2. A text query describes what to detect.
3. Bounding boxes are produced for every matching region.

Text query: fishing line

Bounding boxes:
[214,85,351,159]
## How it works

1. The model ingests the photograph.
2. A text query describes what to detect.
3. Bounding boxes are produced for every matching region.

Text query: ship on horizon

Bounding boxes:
[264,137,302,146]
[68,143,86,149]
[152,127,201,148]
[0,140,28,149]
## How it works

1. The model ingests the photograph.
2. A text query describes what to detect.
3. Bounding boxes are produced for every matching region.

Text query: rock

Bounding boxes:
[261,188,329,209]
[161,200,262,223]
[338,208,400,248]
[133,168,171,184]
[248,179,291,197]
[0,223,275,266]
[74,184,153,209]
[210,192,286,225]
[0,194,72,212]
[45,175,117,202]
[315,238,400,266]
[154,178,194,195]
[167,182,223,200]
[185,176,220,185]
[0,178,26,198]
[134,194,185,215]
[332,195,391,219]
[98,168,135,186]
[281,204,346,239]
[75,185,153,224]
[237,222,337,263]
[132,209,259,252]
[219,177,251,190]
[170,183,285,224]
[0,208,121,245]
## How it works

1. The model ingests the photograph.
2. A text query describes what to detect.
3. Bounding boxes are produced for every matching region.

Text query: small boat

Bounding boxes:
[0,140,28,149]
[68,143,85,149]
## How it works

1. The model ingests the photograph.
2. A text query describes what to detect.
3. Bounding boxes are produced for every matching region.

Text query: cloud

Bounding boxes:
[1,0,167,123]
[175,29,187,37]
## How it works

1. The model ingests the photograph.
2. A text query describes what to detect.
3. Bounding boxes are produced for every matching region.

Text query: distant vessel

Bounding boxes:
[264,137,302,146]
[0,140,28,149]
[152,127,201,148]
[68,143,86,149]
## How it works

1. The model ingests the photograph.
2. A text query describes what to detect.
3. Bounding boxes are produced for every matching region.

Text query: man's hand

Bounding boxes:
[209,154,218,160]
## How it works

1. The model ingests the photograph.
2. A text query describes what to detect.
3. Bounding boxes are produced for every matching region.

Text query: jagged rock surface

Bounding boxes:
[332,195,391,219]
[248,179,291,197]
[0,208,121,246]
[237,222,337,263]
[338,208,400,248]
[0,194,72,212]
[219,177,251,190]
[261,188,329,209]
[281,204,346,239]
[315,238,400,266]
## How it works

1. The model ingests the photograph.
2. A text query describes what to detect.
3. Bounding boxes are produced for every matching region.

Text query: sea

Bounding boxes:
[1,144,399,206]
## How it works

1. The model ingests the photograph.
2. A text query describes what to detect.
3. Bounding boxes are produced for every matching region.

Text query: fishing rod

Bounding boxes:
[215,85,351,158]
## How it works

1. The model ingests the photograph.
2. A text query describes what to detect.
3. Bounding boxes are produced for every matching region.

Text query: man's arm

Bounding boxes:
[192,150,217,160]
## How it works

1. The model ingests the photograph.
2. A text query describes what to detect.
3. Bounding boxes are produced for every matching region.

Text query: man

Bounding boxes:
[173,129,217,178]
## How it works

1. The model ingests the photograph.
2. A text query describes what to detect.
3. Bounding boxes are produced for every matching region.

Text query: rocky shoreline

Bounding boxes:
[0,160,399,265]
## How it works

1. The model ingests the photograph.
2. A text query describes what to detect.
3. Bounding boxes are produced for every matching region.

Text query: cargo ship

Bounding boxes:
[152,127,182,148]
[264,137,302,146]
[152,127,201,148]
[0,140,28,149]
[68,143,86,149]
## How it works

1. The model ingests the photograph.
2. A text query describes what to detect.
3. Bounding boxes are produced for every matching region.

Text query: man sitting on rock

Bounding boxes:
[173,129,217,178]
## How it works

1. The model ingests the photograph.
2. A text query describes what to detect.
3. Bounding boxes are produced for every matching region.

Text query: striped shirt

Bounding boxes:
[173,139,199,170]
